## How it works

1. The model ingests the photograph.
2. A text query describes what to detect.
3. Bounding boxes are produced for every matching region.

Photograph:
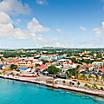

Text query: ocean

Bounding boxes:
[0,78,104,104]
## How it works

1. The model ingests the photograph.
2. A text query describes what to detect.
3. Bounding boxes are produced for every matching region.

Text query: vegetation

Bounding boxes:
[66,69,77,78]
[66,65,80,78]
[10,64,18,70]
[47,65,61,75]
[77,81,80,87]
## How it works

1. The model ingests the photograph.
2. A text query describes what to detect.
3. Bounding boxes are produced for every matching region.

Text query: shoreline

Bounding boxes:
[0,75,104,98]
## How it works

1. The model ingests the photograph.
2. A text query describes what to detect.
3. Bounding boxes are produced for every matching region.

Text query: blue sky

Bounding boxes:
[0,0,104,48]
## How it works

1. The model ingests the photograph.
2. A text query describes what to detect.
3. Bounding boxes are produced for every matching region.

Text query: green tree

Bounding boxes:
[0,57,4,64]
[77,81,80,87]
[66,68,75,78]
[71,58,77,63]
[96,53,102,58]
[66,68,79,78]
[47,65,61,75]
[10,64,18,70]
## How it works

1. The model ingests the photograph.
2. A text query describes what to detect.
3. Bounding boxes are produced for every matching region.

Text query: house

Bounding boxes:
[7,58,42,68]
[98,67,104,72]
[92,61,104,67]
[38,64,48,71]
[39,54,58,61]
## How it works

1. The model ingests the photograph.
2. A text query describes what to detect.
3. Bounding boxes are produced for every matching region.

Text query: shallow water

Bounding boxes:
[0,78,104,104]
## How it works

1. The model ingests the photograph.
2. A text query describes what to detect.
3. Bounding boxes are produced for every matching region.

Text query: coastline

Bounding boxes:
[0,75,104,98]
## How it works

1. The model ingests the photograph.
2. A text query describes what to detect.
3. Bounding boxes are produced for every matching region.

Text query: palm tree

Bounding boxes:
[75,65,80,79]
[101,75,104,85]
[78,74,86,80]
[95,74,99,82]
[0,57,4,64]
[77,81,80,87]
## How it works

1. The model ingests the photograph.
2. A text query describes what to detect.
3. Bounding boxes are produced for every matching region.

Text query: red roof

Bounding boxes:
[98,67,104,72]
[8,59,34,64]
[87,64,93,67]
[39,64,48,70]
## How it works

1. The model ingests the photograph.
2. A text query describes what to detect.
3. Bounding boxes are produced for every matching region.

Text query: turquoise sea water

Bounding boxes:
[0,78,104,104]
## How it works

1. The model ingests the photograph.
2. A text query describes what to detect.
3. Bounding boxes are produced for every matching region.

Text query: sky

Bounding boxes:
[0,0,104,49]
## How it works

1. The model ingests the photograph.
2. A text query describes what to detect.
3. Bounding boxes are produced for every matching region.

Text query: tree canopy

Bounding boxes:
[47,65,61,75]
[10,64,18,70]
[66,68,79,78]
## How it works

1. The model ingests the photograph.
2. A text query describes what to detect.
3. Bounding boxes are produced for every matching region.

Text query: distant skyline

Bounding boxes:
[0,0,104,49]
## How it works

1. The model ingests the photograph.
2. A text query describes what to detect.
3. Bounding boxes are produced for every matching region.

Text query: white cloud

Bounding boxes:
[0,12,34,39]
[0,0,31,15]
[0,0,65,48]
[0,11,11,24]
[0,11,14,37]
[0,23,13,32]
[80,26,86,32]
[0,0,66,48]
[93,21,104,35]
[27,17,49,33]
[0,11,64,47]
[14,28,30,39]
[36,0,47,5]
